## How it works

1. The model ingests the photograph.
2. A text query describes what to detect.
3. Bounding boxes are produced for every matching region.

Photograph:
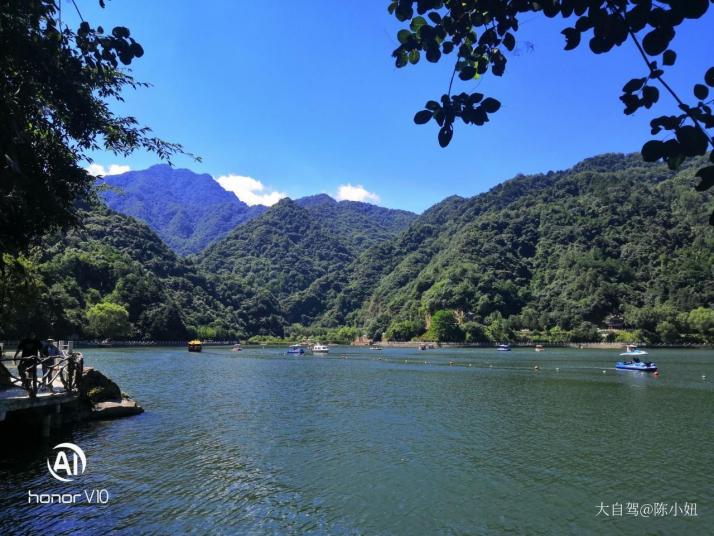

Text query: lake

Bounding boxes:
[1,346,712,534]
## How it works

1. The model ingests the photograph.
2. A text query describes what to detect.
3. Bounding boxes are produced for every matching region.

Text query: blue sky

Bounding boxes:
[78,1,714,213]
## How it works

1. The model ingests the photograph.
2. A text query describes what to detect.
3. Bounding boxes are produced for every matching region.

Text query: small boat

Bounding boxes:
[419,344,427,351]
[287,344,305,355]
[616,358,657,372]
[231,343,241,352]
[99,338,113,347]
[370,346,383,351]
[497,344,511,352]
[312,343,329,354]
[620,344,648,357]
[187,339,202,353]
[534,344,545,352]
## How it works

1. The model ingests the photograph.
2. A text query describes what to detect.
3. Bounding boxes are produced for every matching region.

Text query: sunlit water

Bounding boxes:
[1,346,712,535]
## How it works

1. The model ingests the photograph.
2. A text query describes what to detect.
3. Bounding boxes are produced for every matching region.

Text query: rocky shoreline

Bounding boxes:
[78,368,144,420]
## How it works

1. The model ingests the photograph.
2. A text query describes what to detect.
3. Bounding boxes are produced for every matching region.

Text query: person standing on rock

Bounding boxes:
[13,332,42,395]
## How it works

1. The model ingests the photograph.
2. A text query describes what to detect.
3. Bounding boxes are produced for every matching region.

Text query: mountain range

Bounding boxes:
[4,153,711,343]
[100,165,268,255]
[100,166,416,255]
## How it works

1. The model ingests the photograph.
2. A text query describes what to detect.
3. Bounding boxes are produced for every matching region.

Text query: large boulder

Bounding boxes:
[77,368,144,421]
[78,368,121,403]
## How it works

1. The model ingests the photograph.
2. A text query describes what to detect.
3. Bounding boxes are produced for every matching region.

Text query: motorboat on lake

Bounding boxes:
[370,346,383,351]
[534,345,545,352]
[187,340,202,353]
[497,344,511,352]
[312,343,329,354]
[231,343,241,352]
[620,345,648,357]
[615,357,657,372]
[287,344,305,355]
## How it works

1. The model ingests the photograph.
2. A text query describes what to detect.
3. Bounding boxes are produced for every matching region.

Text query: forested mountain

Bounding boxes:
[101,166,417,257]
[295,194,416,251]
[335,154,714,342]
[3,153,711,343]
[101,165,267,255]
[198,199,355,325]
[0,205,281,340]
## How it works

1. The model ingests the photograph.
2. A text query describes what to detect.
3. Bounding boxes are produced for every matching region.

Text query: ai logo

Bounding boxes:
[47,443,87,482]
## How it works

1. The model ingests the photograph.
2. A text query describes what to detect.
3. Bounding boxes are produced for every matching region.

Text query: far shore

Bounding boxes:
[2,340,712,352]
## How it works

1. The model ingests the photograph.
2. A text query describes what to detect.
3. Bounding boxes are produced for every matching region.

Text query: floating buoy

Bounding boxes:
[555,367,560,372]
[703,375,707,380]
[602,370,607,374]
[468,363,472,367]
[533,365,540,371]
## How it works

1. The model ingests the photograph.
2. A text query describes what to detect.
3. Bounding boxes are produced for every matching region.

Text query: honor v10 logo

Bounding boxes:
[47,443,87,482]
[28,442,109,505]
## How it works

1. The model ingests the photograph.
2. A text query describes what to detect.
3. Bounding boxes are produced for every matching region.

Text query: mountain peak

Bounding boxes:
[296,194,337,208]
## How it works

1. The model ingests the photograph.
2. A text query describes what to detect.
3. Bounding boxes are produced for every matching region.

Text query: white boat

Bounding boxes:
[312,343,329,353]
[231,343,241,352]
[497,344,511,352]
[534,345,545,352]
[619,344,648,357]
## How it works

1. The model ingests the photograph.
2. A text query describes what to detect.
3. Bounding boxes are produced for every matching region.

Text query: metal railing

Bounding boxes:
[0,350,83,400]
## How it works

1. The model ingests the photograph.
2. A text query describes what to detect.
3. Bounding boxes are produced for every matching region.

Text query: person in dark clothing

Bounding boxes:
[13,333,42,394]
[42,338,60,389]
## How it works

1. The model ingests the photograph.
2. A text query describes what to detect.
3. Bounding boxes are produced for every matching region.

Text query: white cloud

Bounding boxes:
[335,183,380,204]
[215,174,287,206]
[86,163,131,176]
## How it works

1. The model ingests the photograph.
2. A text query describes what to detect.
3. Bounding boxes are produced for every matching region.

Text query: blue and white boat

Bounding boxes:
[497,344,511,352]
[619,344,648,357]
[615,357,657,372]
[287,344,304,355]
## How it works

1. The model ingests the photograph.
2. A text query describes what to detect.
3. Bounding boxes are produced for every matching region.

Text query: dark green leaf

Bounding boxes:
[414,110,433,124]
[662,50,676,66]
[705,67,714,87]
[676,126,708,156]
[623,77,646,93]
[410,16,426,32]
[641,140,665,162]
[642,27,675,56]
[503,33,515,52]
[438,125,453,148]
[642,86,659,106]
[694,84,709,100]
[695,165,714,191]
[561,28,580,50]
[481,98,501,113]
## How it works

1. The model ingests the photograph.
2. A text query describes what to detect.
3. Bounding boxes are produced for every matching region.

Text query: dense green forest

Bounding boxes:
[1,154,712,344]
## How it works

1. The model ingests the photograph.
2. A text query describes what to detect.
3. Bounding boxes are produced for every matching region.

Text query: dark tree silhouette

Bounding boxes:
[0,0,191,255]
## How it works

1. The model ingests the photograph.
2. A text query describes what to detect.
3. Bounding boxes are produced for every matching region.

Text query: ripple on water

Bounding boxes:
[0,346,712,535]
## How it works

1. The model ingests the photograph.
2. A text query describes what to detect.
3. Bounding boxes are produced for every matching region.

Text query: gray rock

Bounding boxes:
[89,397,144,420]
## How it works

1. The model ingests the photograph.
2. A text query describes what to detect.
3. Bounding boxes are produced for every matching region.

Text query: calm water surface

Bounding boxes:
[1,346,712,535]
